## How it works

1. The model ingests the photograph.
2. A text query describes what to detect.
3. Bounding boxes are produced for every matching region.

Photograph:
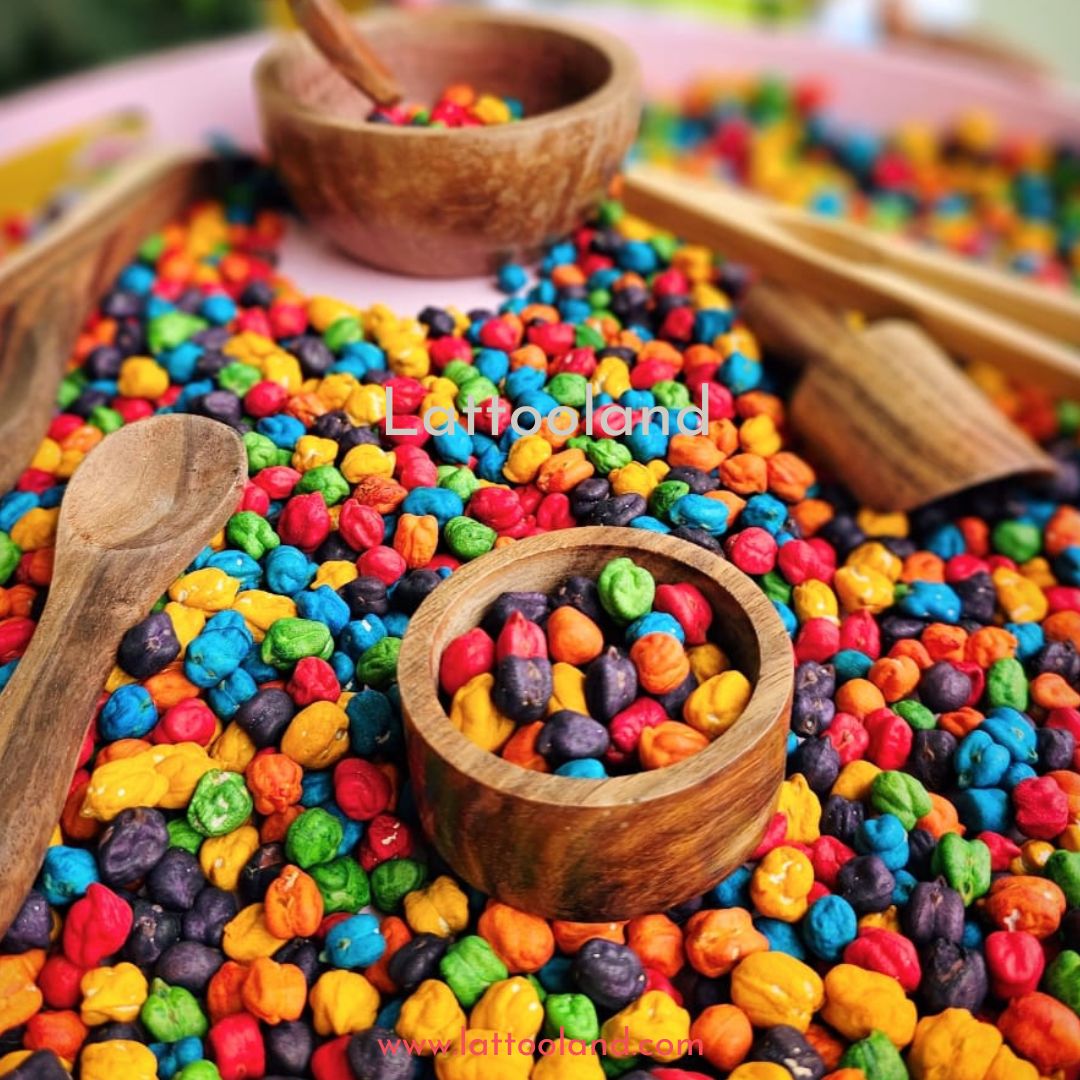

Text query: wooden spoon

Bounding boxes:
[286,0,402,107]
[740,284,1056,511]
[0,414,245,937]
[0,149,210,497]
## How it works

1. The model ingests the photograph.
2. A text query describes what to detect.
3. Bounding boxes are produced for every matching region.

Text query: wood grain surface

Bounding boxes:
[741,284,1056,512]
[621,164,1080,399]
[254,8,642,276]
[0,151,210,497]
[0,415,246,938]
[398,527,793,921]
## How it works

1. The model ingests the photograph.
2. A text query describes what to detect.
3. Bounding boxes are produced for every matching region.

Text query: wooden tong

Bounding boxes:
[622,163,1080,399]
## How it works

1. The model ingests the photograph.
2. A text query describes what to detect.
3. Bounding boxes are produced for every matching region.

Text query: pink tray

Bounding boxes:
[2,4,1078,311]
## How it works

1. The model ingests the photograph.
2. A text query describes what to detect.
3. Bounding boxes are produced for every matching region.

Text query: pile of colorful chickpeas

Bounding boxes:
[367,84,522,127]
[440,562,752,775]
[636,75,1080,289]
[0,146,1079,1080]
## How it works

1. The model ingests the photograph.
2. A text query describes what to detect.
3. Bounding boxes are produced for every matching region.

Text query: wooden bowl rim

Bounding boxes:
[399,527,793,808]
[252,6,642,141]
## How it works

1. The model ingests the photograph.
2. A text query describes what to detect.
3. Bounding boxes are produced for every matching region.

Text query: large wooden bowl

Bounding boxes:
[398,528,793,920]
[253,8,642,277]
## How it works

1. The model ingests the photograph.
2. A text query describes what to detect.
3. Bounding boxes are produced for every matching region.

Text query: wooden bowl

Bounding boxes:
[253,8,642,277]
[398,528,793,920]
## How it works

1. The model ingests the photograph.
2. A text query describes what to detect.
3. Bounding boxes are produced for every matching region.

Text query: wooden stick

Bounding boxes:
[287,0,403,107]
[622,164,1080,398]
[772,202,1080,347]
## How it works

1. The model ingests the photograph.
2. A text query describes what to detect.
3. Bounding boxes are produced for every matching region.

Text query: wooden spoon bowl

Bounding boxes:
[253,8,642,277]
[0,414,246,936]
[398,527,793,921]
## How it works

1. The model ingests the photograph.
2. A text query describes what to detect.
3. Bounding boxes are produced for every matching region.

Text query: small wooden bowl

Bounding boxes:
[398,528,793,920]
[253,8,642,277]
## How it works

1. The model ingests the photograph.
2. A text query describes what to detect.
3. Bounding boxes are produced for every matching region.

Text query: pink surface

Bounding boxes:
[2,5,1078,311]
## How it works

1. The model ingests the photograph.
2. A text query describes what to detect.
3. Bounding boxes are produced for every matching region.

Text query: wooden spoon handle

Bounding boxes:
[622,164,1080,399]
[0,562,121,931]
[287,0,402,107]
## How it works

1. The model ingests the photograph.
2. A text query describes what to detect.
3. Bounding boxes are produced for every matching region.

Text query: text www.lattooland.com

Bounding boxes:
[377,1028,704,1059]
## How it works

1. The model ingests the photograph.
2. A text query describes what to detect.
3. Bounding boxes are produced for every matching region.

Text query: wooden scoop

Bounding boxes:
[0,150,210,497]
[286,0,402,106]
[0,414,245,937]
[740,284,1057,511]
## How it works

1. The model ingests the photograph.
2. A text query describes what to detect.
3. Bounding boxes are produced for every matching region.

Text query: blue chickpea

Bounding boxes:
[554,759,607,779]
[240,645,279,685]
[505,367,546,402]
[625,612,685,645]
[382,612,410,638]
[322,803,365,858]
[537,956,575,995]
[624,422,668,463]
[900,581,962,623]
[185,619,252,688]
[300,771,334,807]
[341,616,388,660]
[668,493,729,536]
[339,341,386,376]
[257,414,306,450]
[40,845,99,905]
[773,601,798,635]
[719,352,761,394]
[329,650,355,687]
[693,307,733,341]
[629,515,671,533]
[1007,621,1044,661]
[755,917,808,961]
[323,914,387,969]
[295,586,351,638]
[981,707,1038,763]
[206,550,262,590]
[401,487,463,527]
[0,492,40,533]
[99,684,159,741]
[741,494,789,534]
[1002,762,1038,789]
[264,545,317,594]
[497,264,528,294]
[475,445,507,483]
[952,788,1011,834]
[801,894,857,961]
[711,865,753,909]
[348,689,398,756]
[474,348,510,384]
[376,997,405,1030]
[207,667,258,720]
[833,648,873,682]
[955,729,1011,788]
[855,814,909,871]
